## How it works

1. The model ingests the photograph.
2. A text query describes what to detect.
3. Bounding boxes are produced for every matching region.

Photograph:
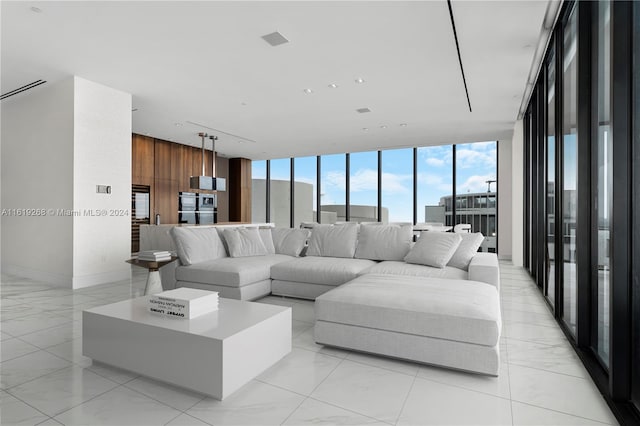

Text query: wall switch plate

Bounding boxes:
[97,185,111,194]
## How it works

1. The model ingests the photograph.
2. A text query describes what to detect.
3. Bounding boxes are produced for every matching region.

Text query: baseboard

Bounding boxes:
[72,268,131,289]
[1,263,72,287]
[498,254,512,261]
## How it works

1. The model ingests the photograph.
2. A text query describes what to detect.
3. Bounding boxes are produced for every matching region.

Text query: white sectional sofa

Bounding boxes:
[165,222,501,375]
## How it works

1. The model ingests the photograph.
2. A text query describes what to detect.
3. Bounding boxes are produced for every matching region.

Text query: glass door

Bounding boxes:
[593,0,611,368]
[562,6,579,336]
[546,46,556,306]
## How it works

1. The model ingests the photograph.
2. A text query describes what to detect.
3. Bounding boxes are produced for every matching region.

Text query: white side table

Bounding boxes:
[126,256,178,295]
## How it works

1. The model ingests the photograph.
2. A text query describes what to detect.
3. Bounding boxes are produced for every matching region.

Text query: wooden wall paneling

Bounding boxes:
[216,157,229,222]
[229,158,252,223]
[132,134,154,185]
[154,140,176,224]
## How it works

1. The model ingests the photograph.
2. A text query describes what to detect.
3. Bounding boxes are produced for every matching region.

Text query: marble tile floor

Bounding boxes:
[0,263,618,425]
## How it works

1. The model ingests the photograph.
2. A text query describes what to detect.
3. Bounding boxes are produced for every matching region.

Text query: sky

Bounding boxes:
[253,140,497,223]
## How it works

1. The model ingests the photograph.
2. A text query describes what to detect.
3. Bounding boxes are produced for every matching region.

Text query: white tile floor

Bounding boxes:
[0,263,618,426]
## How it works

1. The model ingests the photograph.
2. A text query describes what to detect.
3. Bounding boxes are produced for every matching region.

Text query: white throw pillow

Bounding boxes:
[404,231,462,268]
[170,227,227,266]
[448,232,485,271]
[271,228,310,257]
[259,228,276,254]
[306,224,358,258]
[354,224,413,261]
[222,228,268,258]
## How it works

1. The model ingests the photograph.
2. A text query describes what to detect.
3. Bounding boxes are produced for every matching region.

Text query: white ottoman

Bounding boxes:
[314,273,502,375]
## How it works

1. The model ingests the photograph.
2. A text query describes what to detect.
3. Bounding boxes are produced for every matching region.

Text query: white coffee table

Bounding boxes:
[83,296,291,399]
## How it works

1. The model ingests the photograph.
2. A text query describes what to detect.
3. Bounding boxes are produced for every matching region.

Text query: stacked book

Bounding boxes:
[138,250,172,262]
[148,288,219,319]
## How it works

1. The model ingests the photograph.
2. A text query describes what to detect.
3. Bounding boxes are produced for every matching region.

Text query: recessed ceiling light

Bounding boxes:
[262,31,289,47]
[30,6,42,13]
[362,128,369,131]
[328,83,338,89]
[380,125,387,129]
[132,108,138,112]
[303,88,314,94]
[175,123,183,127]
[356,108,371,113]
[355,78,365,84]
[399,123,407,127]
[241,102,247,106]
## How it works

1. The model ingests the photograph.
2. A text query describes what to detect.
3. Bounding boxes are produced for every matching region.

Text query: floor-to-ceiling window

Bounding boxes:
[594,0,611,368]
[455,142,497,251]
[349,151,379,222]
[269,158,291,228]
[562,5,578,336]
[293,156,317,227]
[381,148,413,224]
[416,145,453,226]
[319,154,346,223]
[546,46,557,306]
[251,160,267,223]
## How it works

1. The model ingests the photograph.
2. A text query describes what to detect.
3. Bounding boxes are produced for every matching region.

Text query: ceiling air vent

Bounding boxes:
[1,80,47,101]
[261,31,289,47]
[356,108,371,114]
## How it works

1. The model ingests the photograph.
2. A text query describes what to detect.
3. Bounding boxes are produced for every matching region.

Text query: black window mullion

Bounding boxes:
[452,145,457,227]
[412,148,418,226]
[316,156,321,223]
[345,153,350,222]
[290,158,295,228]
[378,151,382,222]
[609,0,632,401]
[265,159,271,223]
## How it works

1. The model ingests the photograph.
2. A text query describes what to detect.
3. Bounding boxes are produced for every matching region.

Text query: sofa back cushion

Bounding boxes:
[222,228,268,258]
[170,227,227,266]
[307,224,358,258]
[271,228,310,257]
[259,228,276,254]
[448,232,485,271]
[404,231,462,268]
[354,224,413,261]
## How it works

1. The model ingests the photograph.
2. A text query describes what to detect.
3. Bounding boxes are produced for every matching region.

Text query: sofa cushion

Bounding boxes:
[354,224,413,261]
[307,224,358,258]
[404,231,462,268]
[170,226,227,266]
[271,228,310,257]
[359,261,468,280]
[270,256,376,286]
[259,228,276,254]
[175,254,293,287]
[222,227,268,258]
[448,233,484,271]
[315,273,501,346]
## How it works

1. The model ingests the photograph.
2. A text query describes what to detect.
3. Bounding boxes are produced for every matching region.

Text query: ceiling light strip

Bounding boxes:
[446,0,472,113]
[0,79,47,100]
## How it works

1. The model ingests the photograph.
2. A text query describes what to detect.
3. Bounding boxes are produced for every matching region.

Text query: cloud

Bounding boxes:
[425,157,445,167]
[466,141,496,151]
[323,169,411,194]
[455,148,496,169]
[458,174,496,194]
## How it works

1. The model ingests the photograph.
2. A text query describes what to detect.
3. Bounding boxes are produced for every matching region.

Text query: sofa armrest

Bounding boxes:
[468,253,500,290]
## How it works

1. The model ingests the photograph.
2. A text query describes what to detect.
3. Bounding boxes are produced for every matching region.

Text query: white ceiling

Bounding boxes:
[1,1,549,160]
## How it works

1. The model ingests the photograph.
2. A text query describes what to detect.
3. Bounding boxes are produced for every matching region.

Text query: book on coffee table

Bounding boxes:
[148,288,219,319]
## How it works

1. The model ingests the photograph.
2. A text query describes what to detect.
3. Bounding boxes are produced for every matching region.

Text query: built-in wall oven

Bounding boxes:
[178,192,197,224]
[197,194,217,225]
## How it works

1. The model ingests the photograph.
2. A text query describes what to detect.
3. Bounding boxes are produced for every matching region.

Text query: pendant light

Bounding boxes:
[190,132,226,191]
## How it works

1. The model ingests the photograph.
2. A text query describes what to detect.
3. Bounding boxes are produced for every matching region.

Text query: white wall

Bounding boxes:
[498,138,513,260]
[511,120,524,266]
[1,77,132,288]
[1,79,75,285]
[72,77,132,288]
